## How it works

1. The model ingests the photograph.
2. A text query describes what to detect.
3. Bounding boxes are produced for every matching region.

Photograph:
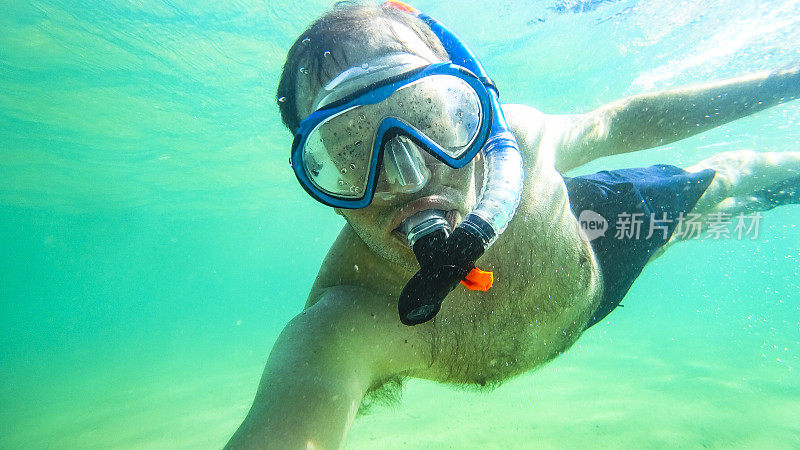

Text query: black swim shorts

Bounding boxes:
[563,164,716,329]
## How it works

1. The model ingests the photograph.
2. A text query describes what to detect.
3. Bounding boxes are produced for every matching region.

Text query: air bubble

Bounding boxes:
[426,98,432,103]
[361,62,369,70]
[299,67,309,74]
[302,37,311,44]
[340,168,347,174]
[338,179,345,186]
[323,50,331,57]
[349,163,356,170]
[278,96,286,103]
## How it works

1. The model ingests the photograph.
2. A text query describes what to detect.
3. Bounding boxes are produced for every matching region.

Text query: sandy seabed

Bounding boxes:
[347,339,800,449]
[5,243,800,449]
[4,322,798,450]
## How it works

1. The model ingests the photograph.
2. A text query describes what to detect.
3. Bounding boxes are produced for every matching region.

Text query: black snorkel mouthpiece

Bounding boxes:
[397,210,486,325]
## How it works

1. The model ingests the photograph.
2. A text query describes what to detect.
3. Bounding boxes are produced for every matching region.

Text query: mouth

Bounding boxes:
[390,196,462,245]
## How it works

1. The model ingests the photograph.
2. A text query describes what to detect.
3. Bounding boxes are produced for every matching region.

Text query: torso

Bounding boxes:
[305,104,602,386]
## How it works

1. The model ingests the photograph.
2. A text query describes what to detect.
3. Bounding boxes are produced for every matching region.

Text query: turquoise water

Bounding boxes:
[1,0,799,447]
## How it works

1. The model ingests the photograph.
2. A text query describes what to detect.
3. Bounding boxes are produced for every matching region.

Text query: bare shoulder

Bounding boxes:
[502,103,609,173]
[300,269,434,378]
[305,224,401,308]
[501,103,567,172]
[501,103,547,148]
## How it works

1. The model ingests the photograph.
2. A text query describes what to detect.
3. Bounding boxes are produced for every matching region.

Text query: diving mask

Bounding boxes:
[291,57,492,208]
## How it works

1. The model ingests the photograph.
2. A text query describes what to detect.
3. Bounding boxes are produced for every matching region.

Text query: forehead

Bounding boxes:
[294,20,444,122]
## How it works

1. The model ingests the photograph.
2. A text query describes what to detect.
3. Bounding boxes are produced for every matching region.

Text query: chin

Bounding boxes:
[367,229,420,271]
[380,233,419,270]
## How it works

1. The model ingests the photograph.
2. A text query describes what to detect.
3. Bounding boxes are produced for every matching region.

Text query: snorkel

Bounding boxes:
[385,1,525,325]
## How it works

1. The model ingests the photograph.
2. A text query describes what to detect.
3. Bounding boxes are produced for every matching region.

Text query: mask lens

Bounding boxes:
[301,107,377,198]
[298,70,485,203]
[391,75,483,158]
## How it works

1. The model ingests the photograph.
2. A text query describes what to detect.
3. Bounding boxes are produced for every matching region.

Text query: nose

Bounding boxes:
[376,135,431,199]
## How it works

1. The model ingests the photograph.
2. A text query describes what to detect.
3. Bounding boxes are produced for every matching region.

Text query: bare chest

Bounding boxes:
[414,199,601,386]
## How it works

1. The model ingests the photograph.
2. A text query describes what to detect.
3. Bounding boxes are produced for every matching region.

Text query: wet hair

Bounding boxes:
[276,1,448,133]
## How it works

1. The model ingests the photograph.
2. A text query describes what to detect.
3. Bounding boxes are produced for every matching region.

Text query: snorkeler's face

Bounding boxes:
[317,76,480,266]
[294,23,481,267]
[308,72,479,267]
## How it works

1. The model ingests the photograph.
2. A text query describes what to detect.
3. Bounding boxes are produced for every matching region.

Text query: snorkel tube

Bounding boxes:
[385,1,525,325]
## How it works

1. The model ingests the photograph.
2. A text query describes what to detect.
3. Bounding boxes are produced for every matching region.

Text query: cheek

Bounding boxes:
[435,161,475,187]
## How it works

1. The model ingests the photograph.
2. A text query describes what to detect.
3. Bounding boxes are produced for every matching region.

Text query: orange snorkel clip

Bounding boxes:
[461,267,494,292]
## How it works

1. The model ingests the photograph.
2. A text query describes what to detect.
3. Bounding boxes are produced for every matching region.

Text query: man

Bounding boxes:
[227,2,799,448]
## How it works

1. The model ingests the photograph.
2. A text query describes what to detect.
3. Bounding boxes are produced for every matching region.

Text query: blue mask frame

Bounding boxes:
[291,62,494,209]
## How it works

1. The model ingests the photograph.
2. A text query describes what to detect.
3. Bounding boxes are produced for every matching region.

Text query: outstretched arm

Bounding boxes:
[225,288,424,449]
[553,65,800,172]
